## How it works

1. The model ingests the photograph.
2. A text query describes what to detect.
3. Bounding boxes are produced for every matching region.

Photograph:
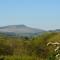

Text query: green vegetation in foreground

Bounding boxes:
[0,32,60,60]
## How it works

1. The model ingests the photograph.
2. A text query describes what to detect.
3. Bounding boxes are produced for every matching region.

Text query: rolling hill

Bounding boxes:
[0,25,46,36]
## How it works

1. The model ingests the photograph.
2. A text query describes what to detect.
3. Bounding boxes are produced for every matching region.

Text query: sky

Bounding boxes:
[0,0,60,30]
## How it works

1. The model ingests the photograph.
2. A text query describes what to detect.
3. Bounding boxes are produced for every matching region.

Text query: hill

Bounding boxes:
[0,25,45,37]
[0,32,60,60]
[49,29,60,32]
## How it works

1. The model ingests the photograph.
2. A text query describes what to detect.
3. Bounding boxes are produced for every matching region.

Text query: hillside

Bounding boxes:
[0,32,60,60]
[0,25,45,37]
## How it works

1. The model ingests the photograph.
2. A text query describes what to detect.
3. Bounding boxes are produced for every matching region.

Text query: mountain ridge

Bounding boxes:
[0,25,46,36]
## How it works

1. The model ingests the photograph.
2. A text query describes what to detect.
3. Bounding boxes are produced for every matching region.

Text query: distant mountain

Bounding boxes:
[49,29,60,32]
[0,25,46,37]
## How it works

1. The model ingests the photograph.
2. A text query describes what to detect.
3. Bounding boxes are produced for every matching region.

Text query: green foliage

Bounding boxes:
[0,32,60,60]
[0,44,13,55]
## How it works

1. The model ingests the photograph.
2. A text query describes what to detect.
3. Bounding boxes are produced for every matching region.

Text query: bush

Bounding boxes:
[0,44,13,56]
